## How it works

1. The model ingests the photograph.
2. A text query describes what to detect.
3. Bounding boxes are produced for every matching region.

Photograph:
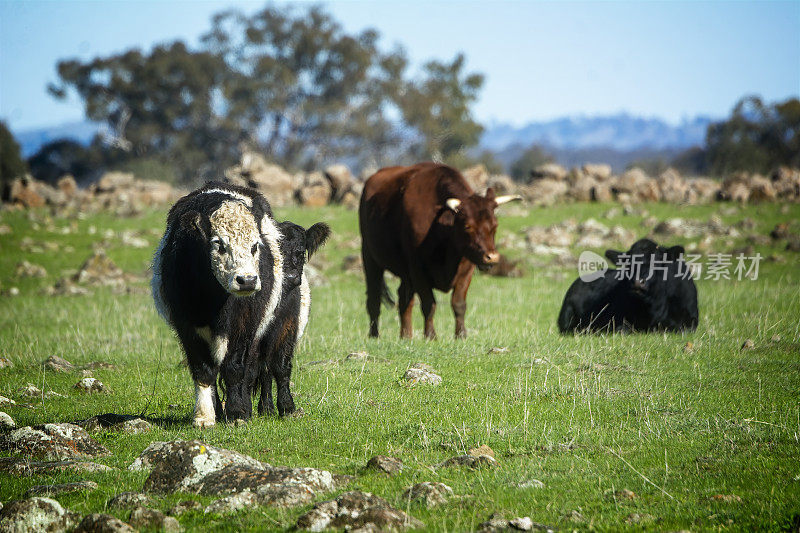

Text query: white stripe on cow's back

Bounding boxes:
[297,272,311,341]
[254,214,284,343]
[151,223,172,325]
[198,187,253,207]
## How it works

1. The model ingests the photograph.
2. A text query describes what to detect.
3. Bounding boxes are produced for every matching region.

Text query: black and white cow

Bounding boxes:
[255,221,330,416]
[558,238,699,333]
[151,181,283,427]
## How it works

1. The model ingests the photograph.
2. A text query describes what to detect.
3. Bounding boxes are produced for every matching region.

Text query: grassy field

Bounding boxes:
[0,200,799,531]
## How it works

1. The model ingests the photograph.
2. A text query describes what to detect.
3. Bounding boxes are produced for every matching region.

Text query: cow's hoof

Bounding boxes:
[193,416,216,428]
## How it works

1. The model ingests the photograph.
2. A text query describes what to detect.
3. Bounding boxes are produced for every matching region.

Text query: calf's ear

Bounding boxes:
[605,249,622,265]
[180,211,209,241]
[666,245,685,259]
[305,222,331,259]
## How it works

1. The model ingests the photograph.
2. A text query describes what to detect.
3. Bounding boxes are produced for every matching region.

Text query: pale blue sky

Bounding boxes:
[1,0,798,132]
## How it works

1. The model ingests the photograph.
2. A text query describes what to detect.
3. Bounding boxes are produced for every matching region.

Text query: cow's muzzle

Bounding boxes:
[477,251,500,271]
[232,274,260,295]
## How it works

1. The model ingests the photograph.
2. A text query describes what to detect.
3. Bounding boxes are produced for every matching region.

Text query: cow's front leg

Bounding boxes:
[221,354,253,422]
[179,328,220,428]
[451,259,475,339]
[398,281,415,339]
[418,287,437,340]
[193,381,218,428]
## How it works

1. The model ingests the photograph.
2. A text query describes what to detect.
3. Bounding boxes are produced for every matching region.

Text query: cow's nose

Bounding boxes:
[236,275,258,291]
[484,252,500,264]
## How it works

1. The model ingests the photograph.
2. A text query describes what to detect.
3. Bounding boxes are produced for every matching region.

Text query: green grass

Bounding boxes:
[1,201,799,531]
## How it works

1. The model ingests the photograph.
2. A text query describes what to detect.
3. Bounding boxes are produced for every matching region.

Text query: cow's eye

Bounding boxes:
[251,243,258,255]
[215,241,226,254]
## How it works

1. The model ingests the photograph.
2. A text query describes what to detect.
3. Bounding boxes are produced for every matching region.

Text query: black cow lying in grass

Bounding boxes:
[558,238,698,333]
[255,221,330,416]
[152,182,284,427]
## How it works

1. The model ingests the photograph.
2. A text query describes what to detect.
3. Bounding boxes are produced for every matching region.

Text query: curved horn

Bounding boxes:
[494,194,523,206]
[445,198,461,212]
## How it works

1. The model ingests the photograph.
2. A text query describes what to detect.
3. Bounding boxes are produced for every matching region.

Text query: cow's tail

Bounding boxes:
[381,278,395,308]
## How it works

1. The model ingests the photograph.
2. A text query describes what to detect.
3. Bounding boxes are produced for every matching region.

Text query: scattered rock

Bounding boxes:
[73,250,125,287]
[403,364,442,386]
[295,490,423,531]
[24,481,98,497]
[365,455,403,475]
[741,339,755,350]
[341,254,363,275]
[606,488,636,500]
[204,491,259,515]
[477,514,554,532]
[488,347,509,354]
[468,444,495,458]
[683,342,694,353]
[518,479,545,489]
[0,457,113,476]
[0,423,110,460]
[438,454,498,469]
[0,396,16,407]
[0,358,12,369]
[81,361,117,371]
[0,497,80,533]
[770,334,782,342]
[17,384,41,398]
[168,501,202,516]
[108,492,152,510]
[15,261,47,278]
[128,507,181,532]
[73,513,136,533]
[74,377,106,393]
[0,412,15,430]
[401,482,453,508]
[346,351,370,361]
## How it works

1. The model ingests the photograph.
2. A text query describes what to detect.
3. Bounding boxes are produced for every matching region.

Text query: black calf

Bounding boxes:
[255,221,330,416]
[558,238,698,333]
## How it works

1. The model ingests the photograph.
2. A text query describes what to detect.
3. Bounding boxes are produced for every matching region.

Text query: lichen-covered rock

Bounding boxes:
[74,378,105,393]
[403,364,442,386]
[0,397,15,407]
[72,513,136,533]
[0,358,13,369]
[196,464,335,496]
[43,356,73,373]
[107,493,152,511]
[438,454,498,469]
[365,455,403,475]
[17,384,41,398]
[0,412,15,430]
[0,457,112,476]
[477,514,554,532]
[0,497,80,533]
[128,507,182,533]
[204,491,260,515]
[295,490,423,531]
[0,423,110,460]
[24,481,98,497]
[401,482,453,508]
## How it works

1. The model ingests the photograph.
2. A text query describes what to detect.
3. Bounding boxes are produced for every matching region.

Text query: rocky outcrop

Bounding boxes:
[0,497,81,533]
[0,423,110,461]
[295,490,423,531]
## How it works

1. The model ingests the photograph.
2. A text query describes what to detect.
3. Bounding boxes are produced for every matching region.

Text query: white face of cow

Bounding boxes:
[208,201,262,296]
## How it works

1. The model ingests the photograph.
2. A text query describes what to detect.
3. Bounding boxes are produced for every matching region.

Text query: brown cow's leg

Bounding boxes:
[398,281,414,339]
[451,260,475,339]
[362,249,383,338]
[419,288,437,340]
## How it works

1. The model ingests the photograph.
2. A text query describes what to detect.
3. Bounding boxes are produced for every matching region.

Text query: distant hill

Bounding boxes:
[480,113,714,152]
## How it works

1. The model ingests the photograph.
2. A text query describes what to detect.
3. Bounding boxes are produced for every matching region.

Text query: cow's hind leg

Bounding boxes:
[257,361,275,415]
[418,286,437,340]
[221,345,253,422]
[398,280,415,339]
[363,250,384,338]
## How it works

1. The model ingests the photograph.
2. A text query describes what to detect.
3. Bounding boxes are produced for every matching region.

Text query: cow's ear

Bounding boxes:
[605,249,622,265]
[666,245,685,259]
[180,210,208,241]
[305,222,331,259]
[445,198,461,213]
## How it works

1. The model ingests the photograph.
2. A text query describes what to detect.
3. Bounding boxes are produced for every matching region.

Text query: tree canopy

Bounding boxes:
[46,4,485,184]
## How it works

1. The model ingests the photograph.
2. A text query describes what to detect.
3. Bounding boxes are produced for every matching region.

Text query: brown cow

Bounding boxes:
[359,162,521,339]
